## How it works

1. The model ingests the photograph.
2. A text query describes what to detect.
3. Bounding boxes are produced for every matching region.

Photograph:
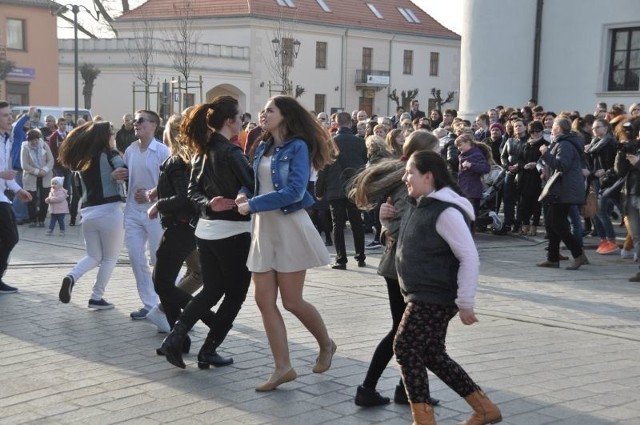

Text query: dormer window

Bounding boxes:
[367,3,383,19]
[276,0,295,7]
[398,7,420,23]
[316,0,331,12]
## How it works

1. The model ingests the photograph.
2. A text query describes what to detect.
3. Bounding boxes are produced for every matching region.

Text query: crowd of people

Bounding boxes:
[2,96,640,425]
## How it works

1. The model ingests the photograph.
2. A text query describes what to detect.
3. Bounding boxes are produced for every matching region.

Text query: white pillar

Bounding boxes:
[459,0,538,119]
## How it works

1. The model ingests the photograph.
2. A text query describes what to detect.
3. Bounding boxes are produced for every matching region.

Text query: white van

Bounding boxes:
[10,106,92,125]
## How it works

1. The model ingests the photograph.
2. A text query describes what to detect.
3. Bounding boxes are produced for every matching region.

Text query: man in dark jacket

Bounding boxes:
[316,112,367,270]
[116,114,136,154]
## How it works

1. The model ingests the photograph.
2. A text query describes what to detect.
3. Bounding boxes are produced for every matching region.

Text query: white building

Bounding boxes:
[58,0,460,124]
[460,0,640,118]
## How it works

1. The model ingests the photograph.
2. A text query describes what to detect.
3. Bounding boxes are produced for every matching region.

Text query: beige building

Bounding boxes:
[1,0,59,106]
[58,0,460,123]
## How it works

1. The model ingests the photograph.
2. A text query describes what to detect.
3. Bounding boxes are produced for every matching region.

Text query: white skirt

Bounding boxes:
[246,208,330,273]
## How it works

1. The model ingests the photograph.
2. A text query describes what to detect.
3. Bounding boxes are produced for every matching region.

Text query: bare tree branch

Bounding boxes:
[127,19,156,108]
[59,14,98,39]
[163,0,200,84]
[80,63,101,109]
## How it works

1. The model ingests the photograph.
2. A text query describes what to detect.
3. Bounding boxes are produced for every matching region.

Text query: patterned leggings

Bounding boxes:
[394,301,479,403]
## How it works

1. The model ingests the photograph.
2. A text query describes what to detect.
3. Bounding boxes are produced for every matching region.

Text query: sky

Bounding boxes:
[58,0,464,38]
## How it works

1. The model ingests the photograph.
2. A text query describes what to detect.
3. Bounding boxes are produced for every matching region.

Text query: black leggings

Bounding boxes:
[394,301,478,403]
[362,277,406,389]
[178,233,251,347]
[153,223,215,329]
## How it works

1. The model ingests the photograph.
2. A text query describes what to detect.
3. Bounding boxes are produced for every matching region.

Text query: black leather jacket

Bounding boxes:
[188,132,254,221]
[156,155,195,227]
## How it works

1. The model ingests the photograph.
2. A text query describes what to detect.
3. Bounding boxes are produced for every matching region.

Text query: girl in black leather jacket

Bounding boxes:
[161,96,255,370]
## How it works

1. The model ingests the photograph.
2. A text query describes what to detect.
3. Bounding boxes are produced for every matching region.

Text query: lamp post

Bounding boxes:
[271,37,301,95]
[52,4,99,123]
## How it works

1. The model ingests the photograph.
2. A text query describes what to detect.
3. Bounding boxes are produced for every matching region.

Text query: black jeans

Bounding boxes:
[329,198,365,263]
[179,233,251,347]
[153,222,215,329]
[28,177,48,223]
[546,203,582,261]
[0,203,18,278]
[502,172,520,227]
[363,277,406,389]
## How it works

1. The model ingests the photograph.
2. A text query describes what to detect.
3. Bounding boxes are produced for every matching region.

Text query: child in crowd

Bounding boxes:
[44,176,69,235]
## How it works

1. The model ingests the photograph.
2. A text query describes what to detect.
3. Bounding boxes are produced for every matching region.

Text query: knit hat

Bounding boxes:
[51,176,64,186]
[489,122,504,132]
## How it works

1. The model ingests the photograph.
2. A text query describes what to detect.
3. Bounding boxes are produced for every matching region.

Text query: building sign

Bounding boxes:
[7,67,35,80]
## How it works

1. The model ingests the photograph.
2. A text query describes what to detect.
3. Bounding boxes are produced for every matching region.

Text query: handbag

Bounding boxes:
[538,170,562,202]
[581,182,597,218]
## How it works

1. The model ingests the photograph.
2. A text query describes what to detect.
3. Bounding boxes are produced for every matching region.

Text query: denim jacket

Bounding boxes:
[246,138,314,214]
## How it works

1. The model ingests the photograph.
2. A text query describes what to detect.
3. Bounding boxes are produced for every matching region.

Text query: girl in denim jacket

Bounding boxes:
[237,96,337,391]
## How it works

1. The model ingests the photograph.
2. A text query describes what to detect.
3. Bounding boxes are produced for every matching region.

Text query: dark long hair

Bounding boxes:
[260,96,336,170]
[58,121,113,172]
[410,150,465,195]
[181,96,239,155]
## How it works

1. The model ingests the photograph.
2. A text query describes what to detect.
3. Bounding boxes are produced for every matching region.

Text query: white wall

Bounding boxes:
[460,0,640,119]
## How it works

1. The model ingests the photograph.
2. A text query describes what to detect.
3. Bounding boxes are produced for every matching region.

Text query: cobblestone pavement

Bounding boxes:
[1,223,639,424]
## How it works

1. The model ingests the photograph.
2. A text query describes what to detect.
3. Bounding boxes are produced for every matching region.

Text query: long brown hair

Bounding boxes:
[348,130,439,209]
[260,96,336,170]
[58,121,114,172]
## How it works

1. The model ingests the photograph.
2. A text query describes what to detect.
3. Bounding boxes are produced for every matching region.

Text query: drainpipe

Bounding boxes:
[532,0,544,102]
[387,34,396,117]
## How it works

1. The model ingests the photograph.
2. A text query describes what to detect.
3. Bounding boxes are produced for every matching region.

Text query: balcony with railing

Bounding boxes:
[355,69,390,89]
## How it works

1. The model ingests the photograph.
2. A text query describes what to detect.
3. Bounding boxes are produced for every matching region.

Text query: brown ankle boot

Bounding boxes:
[410,402,436,425]
[457,390,502,425]
[566,253,589,270]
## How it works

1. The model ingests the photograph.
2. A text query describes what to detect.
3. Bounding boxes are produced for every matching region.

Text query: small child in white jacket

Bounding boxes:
[45,176,69,235]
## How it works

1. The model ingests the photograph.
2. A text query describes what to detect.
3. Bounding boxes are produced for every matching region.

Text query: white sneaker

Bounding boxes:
[489,211,503,230]
[146,304,171,333]
[621,249,635,259]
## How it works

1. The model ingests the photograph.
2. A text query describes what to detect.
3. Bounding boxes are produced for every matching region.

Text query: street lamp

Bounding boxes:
[271,37,301,95]
[52,4,100,123]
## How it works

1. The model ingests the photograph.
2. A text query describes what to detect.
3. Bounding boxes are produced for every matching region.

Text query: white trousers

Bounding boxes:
[124,208,162,310]
[69,208,124,300]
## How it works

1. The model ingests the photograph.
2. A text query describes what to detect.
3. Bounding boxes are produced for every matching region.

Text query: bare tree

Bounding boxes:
[388,88,419,110]
[128,19,156,108]
[430,88,455,110]
[163,0,200,107]
[0,41,14,98]
[80,63,101,109]
[263,14,302,96]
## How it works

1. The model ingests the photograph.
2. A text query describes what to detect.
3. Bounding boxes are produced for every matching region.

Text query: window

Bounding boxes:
[367,3,383,19]
[398,7,420,23]
[316,0,331,12]
[430,52,439,76]
[362,47,372,72]
[315,94,326,114]
[608,27,640,91]
[316,41,327,69]
[6,19,25,51]
[276,0,295,7]
[403,50,413,75]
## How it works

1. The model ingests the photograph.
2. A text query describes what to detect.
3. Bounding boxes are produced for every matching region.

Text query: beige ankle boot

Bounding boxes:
[410,402,436,425]
[528,226,537,236]
[457,390,502,425]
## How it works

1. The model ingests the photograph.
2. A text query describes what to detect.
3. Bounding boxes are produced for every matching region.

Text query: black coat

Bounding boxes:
[316,127,367,201]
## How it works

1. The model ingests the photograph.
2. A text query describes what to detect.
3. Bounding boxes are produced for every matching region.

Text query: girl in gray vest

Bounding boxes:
[388,151,502,425]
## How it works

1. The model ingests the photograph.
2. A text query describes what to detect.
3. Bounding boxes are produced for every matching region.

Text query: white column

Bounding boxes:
[459,0,537,119]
